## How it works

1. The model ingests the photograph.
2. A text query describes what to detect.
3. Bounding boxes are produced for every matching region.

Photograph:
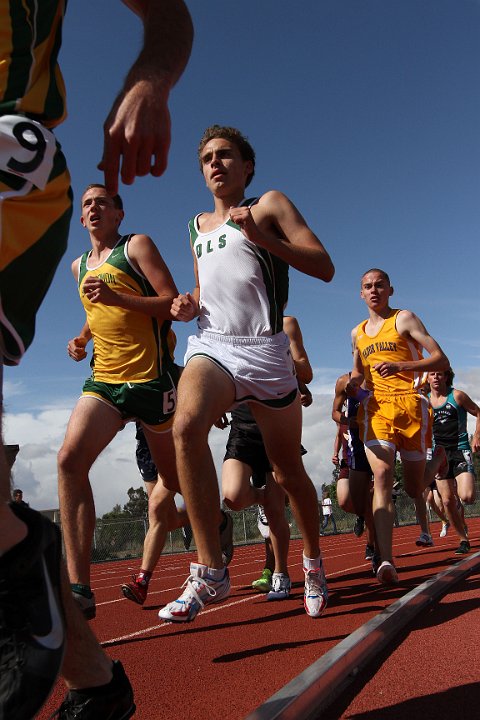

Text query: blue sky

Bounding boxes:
[4,0,480,514]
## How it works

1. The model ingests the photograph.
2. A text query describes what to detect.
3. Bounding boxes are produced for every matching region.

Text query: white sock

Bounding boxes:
[303,554,322,571]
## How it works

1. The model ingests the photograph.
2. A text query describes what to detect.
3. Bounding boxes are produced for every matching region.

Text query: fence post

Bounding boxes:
[242,510,247,543]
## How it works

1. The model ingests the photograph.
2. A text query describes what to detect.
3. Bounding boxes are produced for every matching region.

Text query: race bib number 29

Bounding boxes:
[0,114,56,190]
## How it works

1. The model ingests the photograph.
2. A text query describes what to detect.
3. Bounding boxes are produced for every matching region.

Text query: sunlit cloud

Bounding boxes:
[4,368,478,517]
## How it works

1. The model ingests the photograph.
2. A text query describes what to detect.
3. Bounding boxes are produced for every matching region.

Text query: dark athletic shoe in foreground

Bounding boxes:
[0,504,65,720]
[454,540,471,555]
[71,583,96,620]
[219,510,234,566]
[376,560,399,585]
[52,660,135,719]
[353,516,365,538]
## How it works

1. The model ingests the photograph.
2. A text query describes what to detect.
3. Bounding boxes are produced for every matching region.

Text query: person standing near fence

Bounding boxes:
[320,490,338,534]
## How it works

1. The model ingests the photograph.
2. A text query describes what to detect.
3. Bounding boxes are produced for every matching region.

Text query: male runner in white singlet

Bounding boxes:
[160,125,334,623]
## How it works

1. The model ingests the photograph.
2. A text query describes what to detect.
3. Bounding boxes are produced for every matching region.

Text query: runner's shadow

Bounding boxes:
[323,683,479,719]
[212,635,346,664]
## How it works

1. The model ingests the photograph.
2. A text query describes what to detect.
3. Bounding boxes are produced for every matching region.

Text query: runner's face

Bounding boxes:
[360,272,392,310]
[200,138,252,195]
[427,371,446,392]
[80,188,123,231]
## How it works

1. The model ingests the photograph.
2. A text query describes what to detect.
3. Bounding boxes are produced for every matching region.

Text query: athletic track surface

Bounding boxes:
[39,520,480,719]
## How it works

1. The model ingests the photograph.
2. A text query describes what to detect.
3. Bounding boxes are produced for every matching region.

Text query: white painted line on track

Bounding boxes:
[101,593,261,646]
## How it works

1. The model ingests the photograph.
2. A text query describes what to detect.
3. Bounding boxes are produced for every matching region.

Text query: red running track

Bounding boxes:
[38,519,479,719]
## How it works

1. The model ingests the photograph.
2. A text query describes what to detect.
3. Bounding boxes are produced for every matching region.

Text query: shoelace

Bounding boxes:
[305,569,324,595]
[177,575,217,609]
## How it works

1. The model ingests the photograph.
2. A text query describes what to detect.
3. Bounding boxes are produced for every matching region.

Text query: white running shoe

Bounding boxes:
[439,522,449,538]
[415,532,434,547]
[257,506,270,539]
[158,563,230,623]
[376,561,399,585]
[267,573,291,601]
[303,567,328,618]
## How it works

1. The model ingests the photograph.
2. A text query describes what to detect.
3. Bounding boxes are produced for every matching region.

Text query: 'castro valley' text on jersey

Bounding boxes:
[78,234,176,383]
[189,198,289,338]
[355,309,425,396]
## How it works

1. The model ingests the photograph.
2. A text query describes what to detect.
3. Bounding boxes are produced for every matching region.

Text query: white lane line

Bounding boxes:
[101,593,260,645]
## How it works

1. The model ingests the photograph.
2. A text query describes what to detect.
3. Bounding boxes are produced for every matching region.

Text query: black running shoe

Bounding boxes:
[354,516,365,538]
[52,660,135,719]
[219,511,234,566]
[371,553,381,576]
[0,504,65,720]
[365,543,375,561]
[182,524,193,551]
[454,540,471,555]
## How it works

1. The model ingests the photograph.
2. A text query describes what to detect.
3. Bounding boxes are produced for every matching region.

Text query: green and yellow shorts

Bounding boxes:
[82,364,180,432]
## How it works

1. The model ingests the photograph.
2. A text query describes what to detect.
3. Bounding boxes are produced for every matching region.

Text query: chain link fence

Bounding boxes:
[83,489,480,564]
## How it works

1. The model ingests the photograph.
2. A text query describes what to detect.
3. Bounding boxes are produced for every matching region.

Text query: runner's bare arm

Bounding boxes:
[82,234,178,319]
[454,390,480,453]
[332,374,349,425]
[229,191,334,281]
[283,316,313,384]
[171,249,200,321]
[347,329,365,394]
[373,311,449,378]
[67,321,91,362]
[100,0,193,194]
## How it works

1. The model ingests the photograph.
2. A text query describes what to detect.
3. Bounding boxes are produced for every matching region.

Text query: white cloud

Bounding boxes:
[5,369,479,516]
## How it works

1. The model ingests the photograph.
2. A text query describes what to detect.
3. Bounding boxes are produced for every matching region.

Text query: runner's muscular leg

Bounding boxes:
[222,459,263,511]
[252,398,320,560]
[364,445,395,564]
[403,458,429,535]
[172,358,235,569]
[138,427,188,572]
[435,478,468,540]
[58,397,122,585]
[263,473,290,574]
[456,471,476,505]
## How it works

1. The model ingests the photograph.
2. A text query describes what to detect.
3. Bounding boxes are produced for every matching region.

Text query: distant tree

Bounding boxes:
[332,464,340,484]
[123,486,149,517]
[101,503,128,521]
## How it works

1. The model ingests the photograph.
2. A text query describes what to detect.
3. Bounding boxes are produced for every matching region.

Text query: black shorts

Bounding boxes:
[135,423,157,482]
[443,449,475,480]
[224,423,272,488]
[223,408,307,488]
[347,428,371,474]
